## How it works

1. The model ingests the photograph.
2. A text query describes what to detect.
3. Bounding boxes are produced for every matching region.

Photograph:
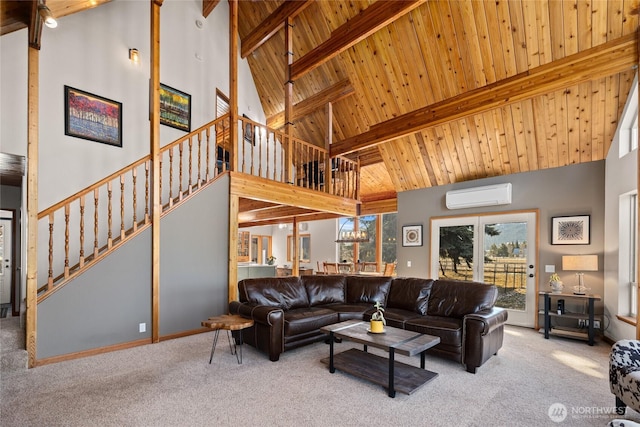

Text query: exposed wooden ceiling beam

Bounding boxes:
[239,205,317,223]
[202,0,219,18]
[240,0,313,59]
[289,0,425,81]
[240,211,342,228]
[266,79,355,129]
[238,198,277,212]
[331,33,638,157]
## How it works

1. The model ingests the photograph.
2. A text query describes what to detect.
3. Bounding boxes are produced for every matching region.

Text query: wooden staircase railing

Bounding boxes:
[37,114,359,301]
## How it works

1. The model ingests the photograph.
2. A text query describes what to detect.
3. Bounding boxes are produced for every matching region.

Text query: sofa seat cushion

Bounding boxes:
[284,307,339,337]
[427,279,497,318]
[388,278,434,315]
[363,307,422,329]
[302,275,346,306]
[404,315,463,347]
[325,303,370,321]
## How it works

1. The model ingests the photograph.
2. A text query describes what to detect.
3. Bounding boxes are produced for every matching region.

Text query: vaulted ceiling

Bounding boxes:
[2,0,638,209]
[237,0,638,203]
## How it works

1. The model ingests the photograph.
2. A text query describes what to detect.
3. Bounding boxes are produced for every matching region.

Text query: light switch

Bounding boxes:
[407,261,411,267]
[545,265,555,273]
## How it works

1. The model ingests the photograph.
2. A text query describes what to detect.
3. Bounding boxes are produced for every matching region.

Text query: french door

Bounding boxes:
[430,211,538,327]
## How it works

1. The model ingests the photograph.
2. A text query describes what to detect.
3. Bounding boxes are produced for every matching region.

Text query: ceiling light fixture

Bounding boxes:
[38,4,58,29]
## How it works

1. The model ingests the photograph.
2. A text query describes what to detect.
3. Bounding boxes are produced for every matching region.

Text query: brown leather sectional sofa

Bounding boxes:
[229,274,508,373]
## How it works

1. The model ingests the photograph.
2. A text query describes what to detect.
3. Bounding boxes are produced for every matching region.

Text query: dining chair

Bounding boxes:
[338,262,353,274]
[324,262,338,274]
[362,262,378,272]
[383,262,396,276]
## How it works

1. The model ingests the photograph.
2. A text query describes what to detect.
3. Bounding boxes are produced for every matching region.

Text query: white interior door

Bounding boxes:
[0,218,13,306]
[431,212,537,327]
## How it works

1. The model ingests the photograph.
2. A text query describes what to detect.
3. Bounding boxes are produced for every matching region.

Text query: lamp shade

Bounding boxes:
[562,255,598,271]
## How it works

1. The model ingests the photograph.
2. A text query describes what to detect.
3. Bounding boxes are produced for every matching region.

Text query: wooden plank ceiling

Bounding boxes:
[238,0,639,201]
[3,1,638,226]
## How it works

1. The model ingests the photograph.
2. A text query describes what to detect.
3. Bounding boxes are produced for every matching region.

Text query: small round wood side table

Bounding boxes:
[201,314,254,364]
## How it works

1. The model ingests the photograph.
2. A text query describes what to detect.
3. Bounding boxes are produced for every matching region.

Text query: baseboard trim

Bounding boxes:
[33,328,211,368]
[35,338,152,367]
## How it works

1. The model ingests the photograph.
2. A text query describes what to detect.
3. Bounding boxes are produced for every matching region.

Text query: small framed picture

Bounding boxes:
[243,113,254,145]
[159,83,191,132]
[551,215,590,245]
[402,225,423,247]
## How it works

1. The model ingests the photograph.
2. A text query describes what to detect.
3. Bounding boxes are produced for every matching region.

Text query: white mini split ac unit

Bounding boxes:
[445,183,512,210]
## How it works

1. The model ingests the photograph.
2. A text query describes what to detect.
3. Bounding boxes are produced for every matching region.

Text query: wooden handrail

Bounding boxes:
[36,113,360,299]
[38,156,151,219]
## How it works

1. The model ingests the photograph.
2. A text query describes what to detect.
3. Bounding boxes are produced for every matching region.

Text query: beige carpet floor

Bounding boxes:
[2,325,640,427]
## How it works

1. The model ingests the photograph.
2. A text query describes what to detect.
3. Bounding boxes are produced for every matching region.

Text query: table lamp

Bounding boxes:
[562,255,598,295]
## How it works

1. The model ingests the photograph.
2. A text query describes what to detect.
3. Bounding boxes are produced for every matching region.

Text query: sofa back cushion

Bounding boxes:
[388,278,434,315]
[427,279,497,318]
[302,275,346,306]
[345,276,392,305]
[238,277,309,309]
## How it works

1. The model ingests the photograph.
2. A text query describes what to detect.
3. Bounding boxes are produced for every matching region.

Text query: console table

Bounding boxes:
[539,291,601,346]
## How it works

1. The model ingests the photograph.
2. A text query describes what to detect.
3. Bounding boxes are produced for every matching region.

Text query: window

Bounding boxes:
[620,192,639,318]
[216,89,229,118]
[619,81,638,158]
[358,215,377,262]
[337,213,397,265]
[631,193,638,317]
[287,234,310,262]
[381,213,397,264]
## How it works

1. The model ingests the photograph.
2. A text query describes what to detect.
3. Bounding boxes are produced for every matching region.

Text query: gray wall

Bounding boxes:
[160,176,230,335]
[397,161,605,299]
[36,176,230,359]
[38,229,152,359]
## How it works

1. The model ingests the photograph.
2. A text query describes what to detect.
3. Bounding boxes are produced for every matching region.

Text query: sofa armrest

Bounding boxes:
[462,307,508,373]
[229,301,285,361]
[464,307,508,336]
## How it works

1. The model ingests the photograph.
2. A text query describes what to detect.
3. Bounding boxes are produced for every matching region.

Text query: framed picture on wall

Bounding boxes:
[243,113,254,145]
[551,215,590,245]
[64,86,122,147]
[159,83,191,132]
[402,225,423,247]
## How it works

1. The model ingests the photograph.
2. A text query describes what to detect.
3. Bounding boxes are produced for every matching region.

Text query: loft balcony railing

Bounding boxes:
[37,114,359,301]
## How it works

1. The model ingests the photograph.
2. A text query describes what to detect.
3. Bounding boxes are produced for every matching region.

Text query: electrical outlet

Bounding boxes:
[139,323,146,333]
[580,319,601,329]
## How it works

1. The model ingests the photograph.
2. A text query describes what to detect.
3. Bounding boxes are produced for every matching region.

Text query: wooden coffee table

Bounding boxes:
[320,320,440,398]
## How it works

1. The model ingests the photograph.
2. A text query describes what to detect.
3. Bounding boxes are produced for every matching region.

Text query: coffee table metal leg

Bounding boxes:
[208,329,221,364]
[420,351,425,369]
[329,332,335,373]
[388,348,396,398]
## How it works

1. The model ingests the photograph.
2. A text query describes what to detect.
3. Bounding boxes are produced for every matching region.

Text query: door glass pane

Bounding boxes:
[438,225,474,281]
[482,222,528,311]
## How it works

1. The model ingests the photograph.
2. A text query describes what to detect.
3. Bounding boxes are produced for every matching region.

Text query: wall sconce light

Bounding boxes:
[129,48,140,65]
[38,4,58,28]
